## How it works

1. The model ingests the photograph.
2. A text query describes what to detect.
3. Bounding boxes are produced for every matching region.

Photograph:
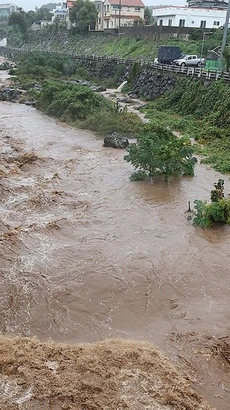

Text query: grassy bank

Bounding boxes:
[142,78,230,174]
[15,28,222,61]
[12,52,142,137]
[11,50,230,173]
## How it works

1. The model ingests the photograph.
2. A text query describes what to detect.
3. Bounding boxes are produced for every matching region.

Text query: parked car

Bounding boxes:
[173,55,206,67]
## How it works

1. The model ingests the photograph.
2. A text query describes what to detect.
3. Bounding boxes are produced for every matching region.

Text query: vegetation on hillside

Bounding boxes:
[9,12,29,42]
[14,51,76,79]
[124,124,196,181]
[11,52,142,136]
[69,0,98,32]
[20,31,205,59]
[37,79,142,135]
[143,78,230,173]
[7,23,229,63]
[6,14,230,64]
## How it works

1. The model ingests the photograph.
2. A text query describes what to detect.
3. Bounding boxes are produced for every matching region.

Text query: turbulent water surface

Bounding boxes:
[0,69,230,409]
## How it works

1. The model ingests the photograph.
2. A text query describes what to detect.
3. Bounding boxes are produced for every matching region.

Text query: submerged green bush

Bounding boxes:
[124,123,196,181]
[193,180,230,227]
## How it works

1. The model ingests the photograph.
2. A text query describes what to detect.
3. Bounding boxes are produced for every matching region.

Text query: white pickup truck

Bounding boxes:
[173,54,206,67]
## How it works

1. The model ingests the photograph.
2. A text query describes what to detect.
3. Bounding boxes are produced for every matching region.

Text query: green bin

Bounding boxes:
[205,60,220,71]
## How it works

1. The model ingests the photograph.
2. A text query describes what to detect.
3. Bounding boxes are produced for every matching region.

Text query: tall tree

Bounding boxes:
[69,0,98,32]
[8,12,28,40]
[34,7,52,22]
[41,3,61,11]
[124,124,196,181]
[144,7,152,25]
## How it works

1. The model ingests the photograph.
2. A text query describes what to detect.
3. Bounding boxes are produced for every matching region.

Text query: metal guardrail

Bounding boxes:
[3,46,230,82]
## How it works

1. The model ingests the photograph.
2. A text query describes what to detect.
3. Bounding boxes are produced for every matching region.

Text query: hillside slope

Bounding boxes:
[18,29,200,60]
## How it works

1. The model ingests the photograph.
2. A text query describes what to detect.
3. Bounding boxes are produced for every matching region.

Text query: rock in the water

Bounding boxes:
[104,132,129,149]
[0,61,14,70]
[0,87,18,101]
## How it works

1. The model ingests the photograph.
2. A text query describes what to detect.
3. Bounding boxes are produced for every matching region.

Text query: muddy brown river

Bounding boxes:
[0,70,230,409]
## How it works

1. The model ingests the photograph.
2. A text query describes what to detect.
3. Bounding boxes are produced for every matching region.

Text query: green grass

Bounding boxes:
[22,30,209,61]
[193,140,230,174]
[36,79,142,137]
[142,102,230,174]
[76,110,142,136]
[13,51,143,138]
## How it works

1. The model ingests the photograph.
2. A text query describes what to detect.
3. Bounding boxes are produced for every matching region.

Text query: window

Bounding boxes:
[191,21,194,24]
[214,21,220,26]
[200,20,206,28]
[179,19,185,27]
[168,19,172,26]
[107,5,109,11]
[135,7,140,11]
[159,19,163,26]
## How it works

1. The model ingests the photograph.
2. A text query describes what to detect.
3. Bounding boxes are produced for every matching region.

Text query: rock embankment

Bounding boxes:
[0,45,176,100]
[131,69,176,99]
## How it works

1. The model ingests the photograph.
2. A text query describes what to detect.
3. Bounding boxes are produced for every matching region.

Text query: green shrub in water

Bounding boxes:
[193,179,230,227]
[124,124,196,182]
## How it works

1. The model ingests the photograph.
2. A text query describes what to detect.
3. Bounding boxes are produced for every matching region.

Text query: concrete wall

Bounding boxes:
[117,25,196,41]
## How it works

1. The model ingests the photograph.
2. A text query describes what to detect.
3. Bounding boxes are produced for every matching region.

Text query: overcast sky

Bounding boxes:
[14,0,186,12]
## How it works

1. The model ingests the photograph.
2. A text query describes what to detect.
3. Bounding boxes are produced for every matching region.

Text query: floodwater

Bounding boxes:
[0,69,230,409]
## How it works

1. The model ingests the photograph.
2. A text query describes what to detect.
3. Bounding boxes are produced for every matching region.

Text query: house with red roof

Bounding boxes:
[66,0,145,30]
[103,0,145,29]
[67,1,75,7]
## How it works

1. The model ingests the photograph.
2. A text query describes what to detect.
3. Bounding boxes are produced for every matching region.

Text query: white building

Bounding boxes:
[51,2,67,23]
[0,3,17,17]
[95,0,104,30]
[152,6,228,29]
[103,0,145,29]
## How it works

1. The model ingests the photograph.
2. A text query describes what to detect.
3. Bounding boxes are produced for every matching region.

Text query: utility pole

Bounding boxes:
[219,0,230,70]
[118,0,121,28]
[200,31,212,62]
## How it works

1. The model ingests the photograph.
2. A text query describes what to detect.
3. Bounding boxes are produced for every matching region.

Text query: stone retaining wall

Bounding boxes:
[0,46,176,100]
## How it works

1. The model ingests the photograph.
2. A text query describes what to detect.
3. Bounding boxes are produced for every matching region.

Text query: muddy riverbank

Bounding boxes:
[0,65,230,409]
